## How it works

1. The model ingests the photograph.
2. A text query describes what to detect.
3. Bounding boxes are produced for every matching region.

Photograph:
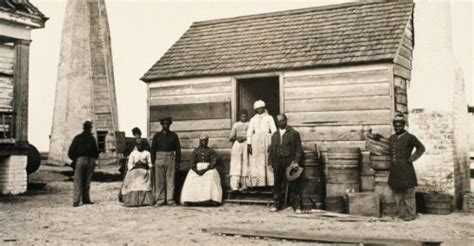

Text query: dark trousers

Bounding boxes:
[73,157,96,204]
[154,152,176,204]
[273,157,302,209]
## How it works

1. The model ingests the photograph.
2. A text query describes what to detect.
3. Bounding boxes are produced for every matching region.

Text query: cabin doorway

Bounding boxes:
[237,76,280,120]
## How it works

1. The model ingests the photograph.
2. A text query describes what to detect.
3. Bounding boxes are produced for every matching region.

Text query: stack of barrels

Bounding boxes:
[372,155,396,216]
[300,151,325,210]
[325,147,361,213]
[423,193,453,215]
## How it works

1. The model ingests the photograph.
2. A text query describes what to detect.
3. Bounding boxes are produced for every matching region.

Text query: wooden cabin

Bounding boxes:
[141,1,414,185]
[0,0,47,194]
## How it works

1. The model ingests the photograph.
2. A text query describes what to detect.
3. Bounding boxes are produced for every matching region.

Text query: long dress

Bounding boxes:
[247,111,277,187]
[181,146,222,204]
[229,121,250,190]
[121,150,154,207]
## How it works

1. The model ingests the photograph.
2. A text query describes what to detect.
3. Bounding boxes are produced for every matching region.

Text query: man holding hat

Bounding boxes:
[388,113,425,221]
[151,116,181,206]
[268,114,304,213]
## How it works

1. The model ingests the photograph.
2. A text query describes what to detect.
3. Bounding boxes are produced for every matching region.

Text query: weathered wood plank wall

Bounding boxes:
[393,17,413,115]
[0,44,15,112]
[283,64,393,152]
[148,76,233,173]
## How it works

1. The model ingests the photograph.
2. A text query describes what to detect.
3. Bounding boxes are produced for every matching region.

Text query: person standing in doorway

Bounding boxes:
[68,120,99,207]
[229,110,250,191]
[388,114,425,221]
[151,117,181,206]
[268,114,304,213]
[247,100,277,188]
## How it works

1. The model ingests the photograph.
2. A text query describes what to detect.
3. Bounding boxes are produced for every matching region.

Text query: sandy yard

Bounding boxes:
[0,165,473,246]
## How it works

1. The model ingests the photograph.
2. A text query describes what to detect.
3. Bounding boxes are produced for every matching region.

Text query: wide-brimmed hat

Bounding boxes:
[286,164,303,181]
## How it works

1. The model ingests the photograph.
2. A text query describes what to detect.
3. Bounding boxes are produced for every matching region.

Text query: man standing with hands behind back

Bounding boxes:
[269,114,304,213]
[151,116,181,206]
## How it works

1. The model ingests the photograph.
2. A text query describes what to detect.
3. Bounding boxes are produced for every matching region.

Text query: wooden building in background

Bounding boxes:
[0,0,47,194]
[141,1,414,185]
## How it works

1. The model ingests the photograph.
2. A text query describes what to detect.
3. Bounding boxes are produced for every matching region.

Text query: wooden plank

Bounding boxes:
[402,37,413,51]
[394,77,406,90]
[286,109,392,126]
[284,69,389,88]
[394,55,412,70]
[149,92,231,106]
[294,125,391,142]
[149,102,231,121]
[398,46,412,61]
[94,98,111,106]
[148,76,231,88]
[284,82,390,100]
[395,87,407,96]
[95,105,111,114]
[395,94,407,104]
[396,103,408,114]
[284,64,390,78]
[285,96,391,113]
[180,137,232,149]
[174,129,231,140]
[149,81,231,97]
[203,227,442,246]
[393,64,411,80]
[302,140,367,152]
[150,118,231,132]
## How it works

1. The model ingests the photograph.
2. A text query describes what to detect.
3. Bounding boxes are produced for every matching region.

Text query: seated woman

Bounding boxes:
[120,139,154,207]
[181,134,222,206]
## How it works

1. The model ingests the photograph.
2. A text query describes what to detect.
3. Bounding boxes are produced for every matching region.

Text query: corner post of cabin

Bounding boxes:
[13,39,31,146]
[231,78,237,124]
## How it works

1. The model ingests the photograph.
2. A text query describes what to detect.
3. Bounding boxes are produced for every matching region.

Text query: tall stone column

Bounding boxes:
[409,0,470,207]
[48,0,119,166]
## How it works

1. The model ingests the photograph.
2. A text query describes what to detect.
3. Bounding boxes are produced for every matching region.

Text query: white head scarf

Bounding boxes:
[253,100,266,110]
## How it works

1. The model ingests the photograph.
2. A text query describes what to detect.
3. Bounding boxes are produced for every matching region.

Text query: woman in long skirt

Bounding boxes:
[229,110,250,191]
[120,139,154,207]
[247,100,277,187]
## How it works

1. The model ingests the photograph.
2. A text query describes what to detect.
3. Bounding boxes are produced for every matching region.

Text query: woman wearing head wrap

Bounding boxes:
[180,134,223,206]
[246,100,277,187]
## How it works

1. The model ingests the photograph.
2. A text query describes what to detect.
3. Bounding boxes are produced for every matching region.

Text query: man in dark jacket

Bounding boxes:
[388,114,425,221]
[68,120,99,207]
[268,114,304,213]
[151,117,181,206]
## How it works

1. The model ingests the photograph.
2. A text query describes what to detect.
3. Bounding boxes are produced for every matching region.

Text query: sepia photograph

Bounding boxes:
[0,0,473,245]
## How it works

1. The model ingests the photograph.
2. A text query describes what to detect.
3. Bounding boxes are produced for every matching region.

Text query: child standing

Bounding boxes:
[229,110,250,191]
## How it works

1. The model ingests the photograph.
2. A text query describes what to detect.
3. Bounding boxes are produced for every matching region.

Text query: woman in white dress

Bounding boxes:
[247,100,277,187]
[180,135,222,206]
[120,139,154,207]
[229,110,250,191]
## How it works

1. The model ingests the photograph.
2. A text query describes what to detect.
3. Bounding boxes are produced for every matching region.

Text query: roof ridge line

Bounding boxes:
[191,0,398,27]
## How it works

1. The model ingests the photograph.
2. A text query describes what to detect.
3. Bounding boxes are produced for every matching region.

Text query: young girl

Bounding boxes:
[229,110,250,191]
[120,139,154,207]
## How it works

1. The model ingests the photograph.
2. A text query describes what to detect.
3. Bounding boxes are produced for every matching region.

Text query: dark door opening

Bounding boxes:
[237,76,280,120]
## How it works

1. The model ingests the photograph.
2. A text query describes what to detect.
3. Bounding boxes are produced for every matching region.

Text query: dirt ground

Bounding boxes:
[1,165,473,246]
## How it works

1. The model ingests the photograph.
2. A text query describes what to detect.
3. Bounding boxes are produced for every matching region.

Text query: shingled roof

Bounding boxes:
[142,0,413,82]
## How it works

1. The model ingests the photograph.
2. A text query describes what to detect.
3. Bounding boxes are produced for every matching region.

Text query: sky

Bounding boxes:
[28,0,473,151]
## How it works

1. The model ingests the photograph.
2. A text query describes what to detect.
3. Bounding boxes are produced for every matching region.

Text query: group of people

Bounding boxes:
[67,99,425,221]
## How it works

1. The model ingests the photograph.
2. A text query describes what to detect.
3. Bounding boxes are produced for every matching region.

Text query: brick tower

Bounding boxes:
[48,0,119,166]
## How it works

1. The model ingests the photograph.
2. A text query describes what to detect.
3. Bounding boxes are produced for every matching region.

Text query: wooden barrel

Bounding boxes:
[370,155,391,171]
[365,138,390,156]
[423,193,453,215]
[300,151,324,210]
[326,148,360,197]
[325,196,345,213]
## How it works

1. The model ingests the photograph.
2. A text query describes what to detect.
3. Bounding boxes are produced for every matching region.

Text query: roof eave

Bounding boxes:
[142,59,395,83]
